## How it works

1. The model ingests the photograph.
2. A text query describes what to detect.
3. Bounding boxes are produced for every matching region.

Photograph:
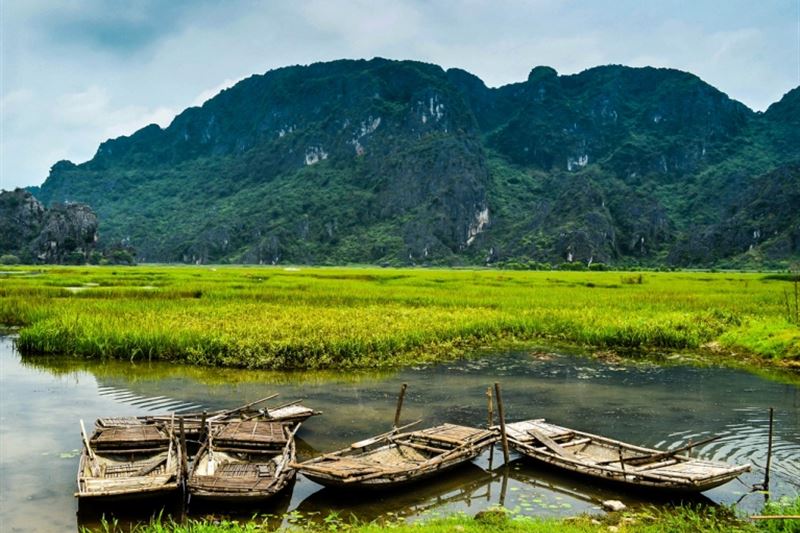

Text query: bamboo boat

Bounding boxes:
[187,419,299,502]
[504,419,750,493]
[76,419,182,500]
[95,397,320,441]
[293,422,498,489]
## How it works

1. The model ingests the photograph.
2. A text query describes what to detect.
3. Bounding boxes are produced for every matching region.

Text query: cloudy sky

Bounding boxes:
[1,0,798,190]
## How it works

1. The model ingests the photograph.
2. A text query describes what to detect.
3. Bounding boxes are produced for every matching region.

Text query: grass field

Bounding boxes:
[86,498,800,532]
[1,266,798,369]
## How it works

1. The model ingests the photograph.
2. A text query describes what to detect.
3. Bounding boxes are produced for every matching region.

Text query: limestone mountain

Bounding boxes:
[0,189,99,263]
[29,58,800,266]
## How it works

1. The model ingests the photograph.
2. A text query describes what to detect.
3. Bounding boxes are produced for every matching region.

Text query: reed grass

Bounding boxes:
[2,266,798,369]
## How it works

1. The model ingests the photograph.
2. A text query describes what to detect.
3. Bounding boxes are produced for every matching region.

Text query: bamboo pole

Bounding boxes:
[393,383,408,429]
[79,419,95,461]
[486,386,494,428]
[179,417,188,484]
[80,419,101,477]
[487,385,495,469]
[494,383,510,464]
[764,407,774,494]
[165,413,175,472]
[207,394,279,422]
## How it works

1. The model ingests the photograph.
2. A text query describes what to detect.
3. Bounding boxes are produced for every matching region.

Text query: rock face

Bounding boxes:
[0,189,98,263]
[32,58,800,266]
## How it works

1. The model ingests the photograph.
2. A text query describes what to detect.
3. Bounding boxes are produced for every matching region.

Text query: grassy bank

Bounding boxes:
[2,266,798,369]
[89,499,800,532]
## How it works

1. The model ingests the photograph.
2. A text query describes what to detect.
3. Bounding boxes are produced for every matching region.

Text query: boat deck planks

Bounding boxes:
[214,420,288,447]
[91,425,169,449]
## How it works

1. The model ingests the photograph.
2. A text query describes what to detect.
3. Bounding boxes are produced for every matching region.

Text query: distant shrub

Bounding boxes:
[588,263,607,271]
[110,250,136,265]
[88,251,103,265]
[0,254,20,265]
[558,262,587,271]
[621,274,644,284]
[64,251,86,265]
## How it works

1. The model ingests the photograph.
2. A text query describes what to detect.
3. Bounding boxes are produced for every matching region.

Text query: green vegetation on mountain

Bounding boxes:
[27,59,800,267]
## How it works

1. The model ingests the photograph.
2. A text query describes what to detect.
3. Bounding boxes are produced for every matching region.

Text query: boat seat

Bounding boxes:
[92,425,169,449]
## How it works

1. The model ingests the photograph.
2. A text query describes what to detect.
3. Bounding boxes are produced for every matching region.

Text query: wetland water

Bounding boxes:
[0,336,798,532]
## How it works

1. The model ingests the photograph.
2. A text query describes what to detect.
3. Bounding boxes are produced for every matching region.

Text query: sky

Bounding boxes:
[1,0,799,190]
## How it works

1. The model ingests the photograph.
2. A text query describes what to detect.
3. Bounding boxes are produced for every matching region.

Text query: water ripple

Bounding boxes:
[96,385,205,415]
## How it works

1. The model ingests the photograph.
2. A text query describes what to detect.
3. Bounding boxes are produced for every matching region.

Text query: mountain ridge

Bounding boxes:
[26,58,800,267]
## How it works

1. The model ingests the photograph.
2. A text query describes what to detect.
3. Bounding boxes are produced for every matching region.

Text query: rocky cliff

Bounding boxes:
[0,189,99,263]
[30,58,800,267]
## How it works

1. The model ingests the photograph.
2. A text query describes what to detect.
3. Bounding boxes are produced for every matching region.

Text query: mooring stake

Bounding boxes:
[487,385,495,468]
[486,386,494,428]
[494,382,510,464]
[393,383,408,429]
[763,407,774,496]
[178,416,189,512]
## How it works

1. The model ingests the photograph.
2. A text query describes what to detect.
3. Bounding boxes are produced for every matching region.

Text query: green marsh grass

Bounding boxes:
[1,266,798,369]
[84,501,795,532]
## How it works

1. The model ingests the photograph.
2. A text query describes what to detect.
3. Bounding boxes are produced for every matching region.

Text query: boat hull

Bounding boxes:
[296,424,498,490]
[301,449,483,489]
[505,419,749,494]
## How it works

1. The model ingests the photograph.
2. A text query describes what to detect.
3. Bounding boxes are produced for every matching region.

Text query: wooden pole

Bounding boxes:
[764,407,774,494]
[178,416,188,514]
[200,410,208,440]
[210,394,279,420]
[179,417,188,485]
[487,385,494,469]
[494,382,510,464]
[165,414,175,472]
[79,419,95,461]
[486,386,494,428]
[393,383,408,429]
[79,419,101,477]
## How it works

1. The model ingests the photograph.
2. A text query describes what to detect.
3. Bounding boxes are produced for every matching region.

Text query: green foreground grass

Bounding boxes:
[92,499,800,533]
[1,266,798,369]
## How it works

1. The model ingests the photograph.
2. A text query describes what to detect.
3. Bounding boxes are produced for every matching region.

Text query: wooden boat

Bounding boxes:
[96,397,320,442]
[504,419,750,493]
[187,419,299,502]
[76,419,182,500]
[293,422,498,489]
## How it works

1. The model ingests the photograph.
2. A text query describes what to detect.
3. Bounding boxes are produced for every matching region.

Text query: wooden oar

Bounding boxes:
[527,427,571,457]
[136,453,168,476]
[596,434,727,466]
[243,399,305,421]
[164,414,175,472]
[272,423,302,481]
[351,420,422,449]
[207,394,279,422]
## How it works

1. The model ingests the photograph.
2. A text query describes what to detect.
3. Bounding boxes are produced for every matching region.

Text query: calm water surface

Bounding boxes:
[0,336,798,532]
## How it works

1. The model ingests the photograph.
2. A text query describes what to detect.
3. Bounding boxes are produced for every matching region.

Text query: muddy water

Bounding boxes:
[0,336,797,531]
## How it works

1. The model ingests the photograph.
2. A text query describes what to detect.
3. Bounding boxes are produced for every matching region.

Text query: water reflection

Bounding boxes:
[1,337,798,532]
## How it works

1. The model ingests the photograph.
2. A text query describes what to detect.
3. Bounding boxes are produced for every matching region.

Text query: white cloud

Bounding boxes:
[1,0,797,190]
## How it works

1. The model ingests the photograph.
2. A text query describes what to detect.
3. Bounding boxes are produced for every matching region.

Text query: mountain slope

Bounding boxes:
[30,58,800,266]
